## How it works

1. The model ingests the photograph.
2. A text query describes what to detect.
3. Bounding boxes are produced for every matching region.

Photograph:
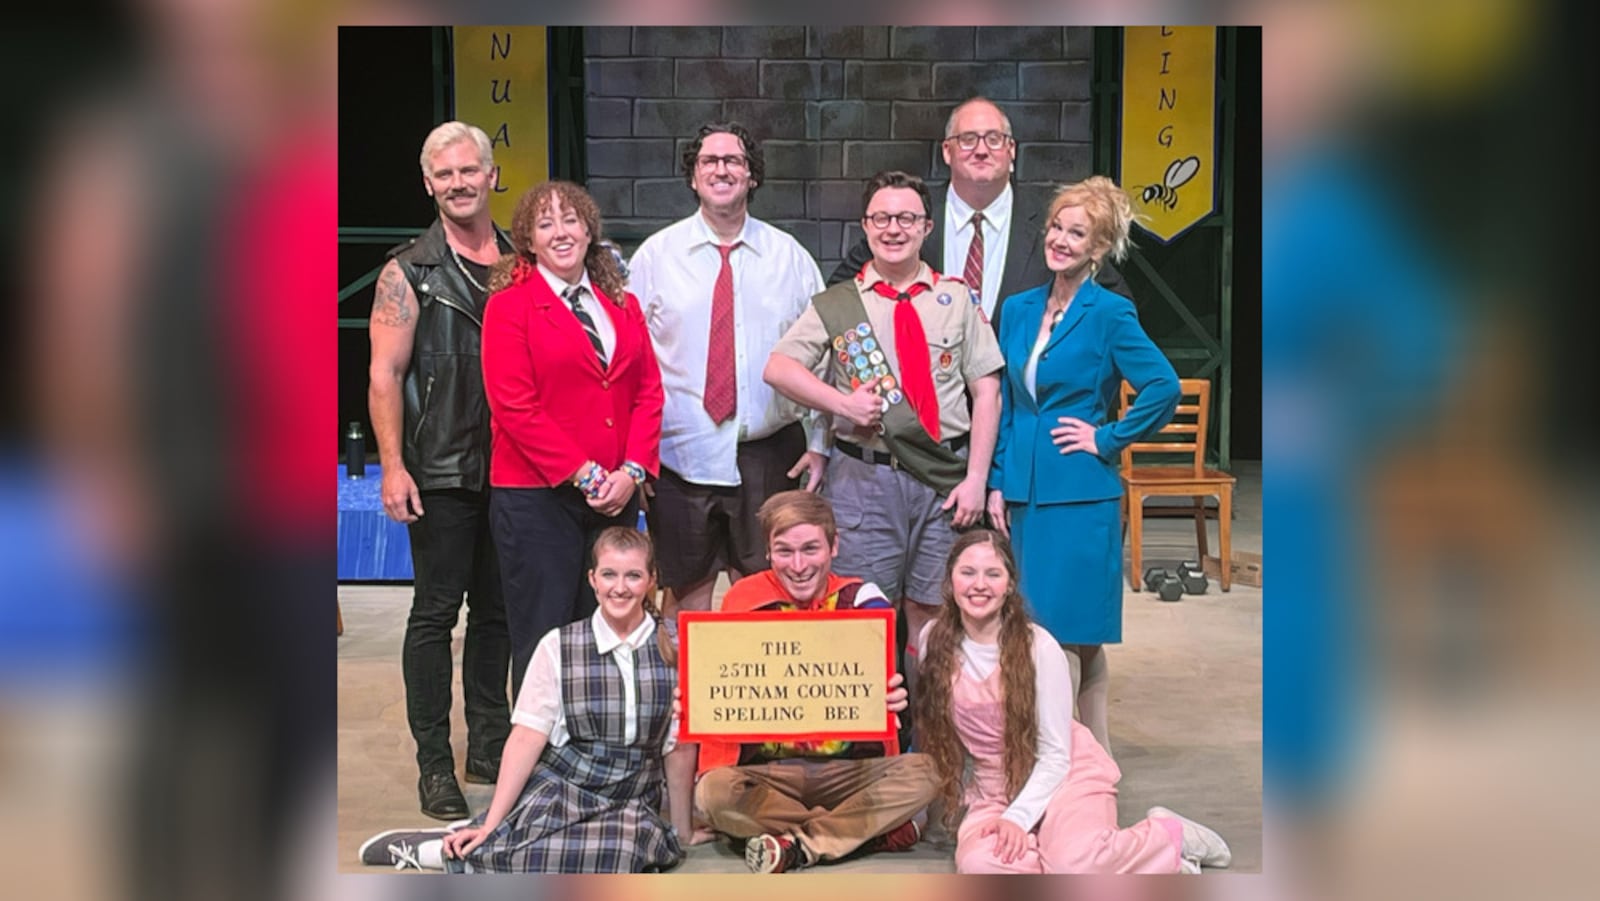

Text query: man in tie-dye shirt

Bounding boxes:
[688,490,937,873]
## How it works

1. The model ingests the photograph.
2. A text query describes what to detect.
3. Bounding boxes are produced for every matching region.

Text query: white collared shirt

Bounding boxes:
[513,609,678,754]
[944,182,1014,321]
[628,211,826,485]
[538,262,617,361]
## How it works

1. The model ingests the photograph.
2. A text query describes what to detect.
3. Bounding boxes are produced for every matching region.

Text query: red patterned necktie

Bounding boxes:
[962,211,985,303]
[868,277,940,442]
[702,242,741,425]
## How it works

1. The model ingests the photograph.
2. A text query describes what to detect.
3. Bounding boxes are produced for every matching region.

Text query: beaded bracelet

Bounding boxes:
[574,461,608,499]
[620,461,647,486]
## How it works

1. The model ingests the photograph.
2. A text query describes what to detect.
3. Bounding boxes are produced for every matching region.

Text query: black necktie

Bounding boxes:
[564,285,608,368]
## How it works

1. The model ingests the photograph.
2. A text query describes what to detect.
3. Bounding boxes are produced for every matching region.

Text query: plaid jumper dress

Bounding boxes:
[457,619,684,872]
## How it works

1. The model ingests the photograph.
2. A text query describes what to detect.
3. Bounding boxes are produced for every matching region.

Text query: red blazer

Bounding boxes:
[481,274,664,488]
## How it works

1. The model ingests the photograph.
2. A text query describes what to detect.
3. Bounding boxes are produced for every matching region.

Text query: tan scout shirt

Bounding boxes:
[772,261,1003,452]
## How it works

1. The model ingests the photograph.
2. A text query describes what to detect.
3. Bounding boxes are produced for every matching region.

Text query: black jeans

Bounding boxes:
[404,488,510,776]
[491,485,641,702]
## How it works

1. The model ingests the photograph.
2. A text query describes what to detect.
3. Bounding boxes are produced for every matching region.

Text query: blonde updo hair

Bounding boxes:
[1044,175,1139,264]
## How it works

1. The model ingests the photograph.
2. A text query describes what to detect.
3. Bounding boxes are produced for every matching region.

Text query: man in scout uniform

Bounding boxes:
[691,490,931,873]
[763,170,1003,709]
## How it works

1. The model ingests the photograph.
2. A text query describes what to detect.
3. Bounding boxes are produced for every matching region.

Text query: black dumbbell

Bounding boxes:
[1143,567,1184,602]
[1177,560,1209,595]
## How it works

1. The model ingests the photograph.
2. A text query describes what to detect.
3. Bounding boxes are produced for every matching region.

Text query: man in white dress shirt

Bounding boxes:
[628,122,828,617]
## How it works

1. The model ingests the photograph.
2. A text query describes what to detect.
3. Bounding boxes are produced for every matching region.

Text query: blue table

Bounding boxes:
[337,465,651,581]
[337,463,413,580]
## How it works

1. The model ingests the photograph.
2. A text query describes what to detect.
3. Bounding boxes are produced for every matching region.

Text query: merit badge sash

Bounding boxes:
[811,280,967,494]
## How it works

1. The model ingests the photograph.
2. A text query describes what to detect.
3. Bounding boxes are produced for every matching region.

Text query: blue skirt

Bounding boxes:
[1010,498,1123,645]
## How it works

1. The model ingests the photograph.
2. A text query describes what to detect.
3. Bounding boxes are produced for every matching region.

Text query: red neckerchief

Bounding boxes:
[860,265,941,441]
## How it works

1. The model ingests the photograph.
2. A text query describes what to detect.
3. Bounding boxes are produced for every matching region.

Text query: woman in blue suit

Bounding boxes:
[984,176,1179,754]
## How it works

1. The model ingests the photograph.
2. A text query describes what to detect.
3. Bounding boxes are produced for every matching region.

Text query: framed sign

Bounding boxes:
[678,609,895,744]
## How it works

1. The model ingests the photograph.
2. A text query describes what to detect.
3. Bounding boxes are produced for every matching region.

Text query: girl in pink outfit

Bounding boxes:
[915,530,1232,874]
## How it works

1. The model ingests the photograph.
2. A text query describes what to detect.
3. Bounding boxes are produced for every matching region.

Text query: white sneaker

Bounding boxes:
[1148,806,1232,869]
[1179,855,1203,875]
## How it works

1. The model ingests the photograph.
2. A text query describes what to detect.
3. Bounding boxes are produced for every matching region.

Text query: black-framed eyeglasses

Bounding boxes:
[945,130,1013,152]
[863,211,928,230]
[696,154,749,171]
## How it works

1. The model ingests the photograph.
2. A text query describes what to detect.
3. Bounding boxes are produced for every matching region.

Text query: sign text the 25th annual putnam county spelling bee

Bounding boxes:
[709,641,874,723]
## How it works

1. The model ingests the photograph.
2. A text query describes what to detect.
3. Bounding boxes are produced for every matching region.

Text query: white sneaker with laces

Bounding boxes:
[1148,806,1232,869]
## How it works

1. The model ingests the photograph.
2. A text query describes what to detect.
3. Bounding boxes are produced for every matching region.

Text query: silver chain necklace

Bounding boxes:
[450,246,488,294]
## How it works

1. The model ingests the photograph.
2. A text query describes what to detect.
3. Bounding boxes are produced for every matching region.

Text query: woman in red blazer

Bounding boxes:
[482,180,665,698]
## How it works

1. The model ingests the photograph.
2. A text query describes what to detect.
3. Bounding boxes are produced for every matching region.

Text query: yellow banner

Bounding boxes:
[453,26,548,225]
[1120,26,1216,242]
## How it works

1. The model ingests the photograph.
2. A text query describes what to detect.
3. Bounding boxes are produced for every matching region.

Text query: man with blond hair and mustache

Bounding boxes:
[368,121,513,821]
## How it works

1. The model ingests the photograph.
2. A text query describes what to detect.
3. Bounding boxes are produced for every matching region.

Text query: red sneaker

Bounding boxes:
[862,818,921,854]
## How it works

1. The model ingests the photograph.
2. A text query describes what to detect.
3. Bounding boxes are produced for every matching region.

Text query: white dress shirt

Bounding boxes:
[918,620,1075,832]
[513,610,678,754]
[944,182,1014,321]
[538,263,617,362]
[628,211,826,485]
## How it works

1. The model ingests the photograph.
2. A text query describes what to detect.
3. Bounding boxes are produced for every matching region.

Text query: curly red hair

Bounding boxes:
[488,180,625,302]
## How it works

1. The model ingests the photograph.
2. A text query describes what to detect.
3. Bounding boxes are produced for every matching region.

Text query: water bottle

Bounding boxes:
[345,421,367,478]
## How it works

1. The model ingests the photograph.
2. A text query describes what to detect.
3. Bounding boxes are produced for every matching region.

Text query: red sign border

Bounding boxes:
[678,608,897,744]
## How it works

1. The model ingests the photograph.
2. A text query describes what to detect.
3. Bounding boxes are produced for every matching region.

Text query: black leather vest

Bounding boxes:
[388,219,512,492]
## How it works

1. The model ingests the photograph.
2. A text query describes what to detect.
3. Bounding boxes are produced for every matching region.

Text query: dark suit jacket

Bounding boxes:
[827,187,1132,334]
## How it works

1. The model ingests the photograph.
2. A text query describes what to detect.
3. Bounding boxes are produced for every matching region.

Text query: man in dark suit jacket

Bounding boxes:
[829,97,1130,334]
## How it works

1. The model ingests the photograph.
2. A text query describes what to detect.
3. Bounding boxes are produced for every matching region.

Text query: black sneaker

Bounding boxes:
[745,833,812,873]
[358,828,447,869]
[418,771,469,820]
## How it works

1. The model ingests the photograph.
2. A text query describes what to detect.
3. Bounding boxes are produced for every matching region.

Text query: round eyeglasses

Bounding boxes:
[696,154,749,171]
[946,130,1013,152]
[864,211,928,229]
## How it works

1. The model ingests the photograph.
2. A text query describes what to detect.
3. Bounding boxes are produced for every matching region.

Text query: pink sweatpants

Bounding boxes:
[952,665,1183,874]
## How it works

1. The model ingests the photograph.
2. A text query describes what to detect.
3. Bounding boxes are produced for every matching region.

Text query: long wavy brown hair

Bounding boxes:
[488,179,626,302]
[913,529,1038,829]
[590,527,675,666]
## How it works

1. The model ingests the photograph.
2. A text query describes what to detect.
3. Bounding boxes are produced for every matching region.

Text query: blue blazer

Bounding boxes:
[990,278,1180,504]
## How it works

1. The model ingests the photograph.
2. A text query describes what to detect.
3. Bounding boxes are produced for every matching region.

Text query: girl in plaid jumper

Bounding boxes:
[362,528,687,872]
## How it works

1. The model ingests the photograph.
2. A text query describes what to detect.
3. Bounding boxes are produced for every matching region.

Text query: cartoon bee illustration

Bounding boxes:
[1140,156,1201,211]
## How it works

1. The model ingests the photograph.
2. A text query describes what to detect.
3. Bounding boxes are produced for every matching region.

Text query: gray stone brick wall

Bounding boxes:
[584,25,1098,276]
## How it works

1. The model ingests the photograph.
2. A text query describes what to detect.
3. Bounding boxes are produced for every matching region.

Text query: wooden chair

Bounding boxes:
[1120,378,1237,591]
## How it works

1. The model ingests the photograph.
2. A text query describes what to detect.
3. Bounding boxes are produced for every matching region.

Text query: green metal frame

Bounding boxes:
[1093,27,1236,468]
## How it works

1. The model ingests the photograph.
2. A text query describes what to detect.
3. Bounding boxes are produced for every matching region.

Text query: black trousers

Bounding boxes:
[403,488,511,775]
[491,485,641,701]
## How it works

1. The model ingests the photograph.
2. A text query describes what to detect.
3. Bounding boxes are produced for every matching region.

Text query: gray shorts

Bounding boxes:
[823,447,959,606]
